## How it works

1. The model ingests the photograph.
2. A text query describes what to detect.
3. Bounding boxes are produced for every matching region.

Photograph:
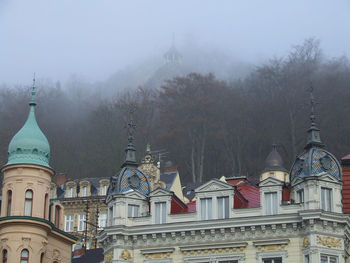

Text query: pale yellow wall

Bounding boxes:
[1,165,53,219]
[0,164,75,263]
[170,173,184,201]
[260,170,289,183]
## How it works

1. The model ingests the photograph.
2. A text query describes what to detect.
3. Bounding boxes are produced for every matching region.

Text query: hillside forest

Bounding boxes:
[1,39,350,184]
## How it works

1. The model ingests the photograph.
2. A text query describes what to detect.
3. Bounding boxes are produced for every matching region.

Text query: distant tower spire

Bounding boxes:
[305,84,324,149]
[30,73,36,106]
[122,107,138,168]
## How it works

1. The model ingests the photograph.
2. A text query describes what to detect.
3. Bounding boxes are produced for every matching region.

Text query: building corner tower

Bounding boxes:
[0,79,76,263]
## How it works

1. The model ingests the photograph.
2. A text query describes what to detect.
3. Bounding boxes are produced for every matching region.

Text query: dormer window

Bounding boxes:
[265,192,277,215]
[217,196,229,219]
[321,187,332,212]
[200,198,212,220]
[82,186,88,197]
[102,185,108,195]
[155,202,166,224]
[270,172,275,178]
[68,187,74,198]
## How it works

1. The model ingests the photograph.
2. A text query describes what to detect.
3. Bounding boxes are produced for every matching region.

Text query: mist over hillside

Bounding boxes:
[1,39,349,184]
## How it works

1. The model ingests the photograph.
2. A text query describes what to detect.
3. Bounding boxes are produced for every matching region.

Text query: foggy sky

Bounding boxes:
[1,0,349,85]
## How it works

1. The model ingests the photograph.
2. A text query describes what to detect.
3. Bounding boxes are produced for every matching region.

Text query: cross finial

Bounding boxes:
[127,107,136,144]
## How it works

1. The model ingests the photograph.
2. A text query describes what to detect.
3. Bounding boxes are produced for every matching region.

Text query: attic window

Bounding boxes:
[81,186,88,197]
[269,172,274,178]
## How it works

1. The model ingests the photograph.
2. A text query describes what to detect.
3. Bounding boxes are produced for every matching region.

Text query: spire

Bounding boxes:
[305,84,324,149]
[30,73,36,106]
[121,107,138,168]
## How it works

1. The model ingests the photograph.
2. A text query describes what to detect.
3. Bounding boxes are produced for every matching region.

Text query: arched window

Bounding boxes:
[20,249,29,263]
[40,252,44,263]
[54,205,61,228]
[7,190,12,216]
[44,194,48,219]
[3,249,7,263]
[24,190,33,216]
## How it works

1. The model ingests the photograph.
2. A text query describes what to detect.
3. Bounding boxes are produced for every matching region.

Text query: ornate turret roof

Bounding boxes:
[5,77,51,168]
[290,86,341,181]
[106,109,150,201]
[263,144,287,173]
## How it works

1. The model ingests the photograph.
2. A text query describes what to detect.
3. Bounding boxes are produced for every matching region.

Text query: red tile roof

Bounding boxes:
[227,179,260,208]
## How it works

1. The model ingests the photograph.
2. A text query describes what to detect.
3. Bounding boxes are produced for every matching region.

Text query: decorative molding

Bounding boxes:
[316,235,342,248]
[141,248,174,260]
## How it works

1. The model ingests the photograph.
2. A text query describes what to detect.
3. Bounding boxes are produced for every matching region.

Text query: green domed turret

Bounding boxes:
[5,80,51,168]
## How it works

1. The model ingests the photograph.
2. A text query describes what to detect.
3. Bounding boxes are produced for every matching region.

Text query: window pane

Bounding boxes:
[155,203,160,224]
[161,202,166,223]
[207,198,212,219]
[24,200,32,216]
[218,197,223,219]
[201,199,206,220]
[224,196,229,218]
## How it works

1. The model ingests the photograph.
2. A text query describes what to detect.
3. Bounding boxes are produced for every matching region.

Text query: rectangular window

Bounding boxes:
[128,204,140,218]
[81,186,88,197]
[305,255,309,263]
[321,255,337,263]
[200,198,213,220]
[108,206,113,226]
[102,185,108,195]
[298,189,304,203]
[265,192,278,215]
[263,258,282,263]
[155,202,166,224]
[321,187,332,211]
[64,215,74,232]
[217,196,229,219]
[98,213,107,228]
[78,214,86,231]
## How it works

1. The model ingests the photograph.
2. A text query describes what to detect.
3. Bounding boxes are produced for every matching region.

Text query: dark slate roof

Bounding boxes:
[160,172,177,190]
[182,182,204,201]
[72,248,104,263]
[263,145,287,172]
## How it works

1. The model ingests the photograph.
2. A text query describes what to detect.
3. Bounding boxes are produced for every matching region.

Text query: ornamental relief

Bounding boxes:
[105,250,113,263]
[144,251,173,260]
[120,249,131,260]
[303,237,310,248]
[316,235,342,249]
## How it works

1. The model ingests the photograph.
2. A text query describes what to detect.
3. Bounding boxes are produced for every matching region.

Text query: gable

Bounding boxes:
[195,179,234,192]
[318,173,342,184]
[124,190,147,199]
[149,187,172,197]
[259,176,284,187]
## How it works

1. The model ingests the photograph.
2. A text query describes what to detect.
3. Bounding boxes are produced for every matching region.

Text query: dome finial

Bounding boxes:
[30,73,36,106]
[305,83,324,149]
[122,106,138,168]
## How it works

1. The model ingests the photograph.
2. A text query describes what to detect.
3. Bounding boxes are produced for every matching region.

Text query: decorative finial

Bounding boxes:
[146,142,151,153]
[30,73,36,106]
[121,106,138,168]
[309,83,316,126]
[305,83,324,149]
[127,107,136,145]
